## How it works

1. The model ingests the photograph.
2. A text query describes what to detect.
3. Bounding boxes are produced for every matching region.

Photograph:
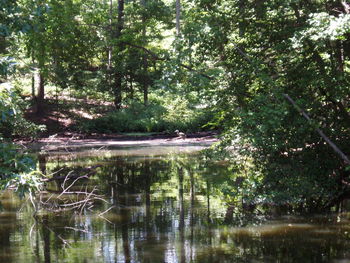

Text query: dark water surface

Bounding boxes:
[1,144,350,263]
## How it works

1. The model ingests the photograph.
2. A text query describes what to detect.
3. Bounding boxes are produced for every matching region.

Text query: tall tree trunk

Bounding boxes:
[142,58,149,106]
[36,71,45,115]
[108,0,113,71]
[176,0,181,36]
[107,0,113,89]
[31,74,35,98]
[141,0,149,105]
[128,75,134,99]
[0,36,6,54]
[114,0,125,109]
[114,71,122,109]
[335,40,345,75]
[238,0,245,37]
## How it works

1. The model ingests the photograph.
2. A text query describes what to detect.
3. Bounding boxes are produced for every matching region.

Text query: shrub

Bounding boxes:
[79,100,215,134]
[0,83,45,139]
[0,142,41,196]
[0,84,43,196]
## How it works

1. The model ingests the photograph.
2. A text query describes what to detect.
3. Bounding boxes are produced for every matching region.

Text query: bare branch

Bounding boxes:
[98,205,116,216]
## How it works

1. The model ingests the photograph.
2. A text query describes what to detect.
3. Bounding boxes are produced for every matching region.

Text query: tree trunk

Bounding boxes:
[36,71,45,115]
[176,0,181,36]
[0,36,6,54]
[335,40,345,73]
[31,74,35,98]
[108,0,113,71]
[107,0,113,90]
[143,60,149,106]
[114,73,122,109]
[141,0,149,106]
[114,0,125,109]
[238,0,246,37]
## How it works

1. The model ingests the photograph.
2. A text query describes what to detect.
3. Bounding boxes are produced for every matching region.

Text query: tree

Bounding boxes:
[19,0,99,114]
[107,0,171,108]
[176,0,350,208]
[0,0,22,83]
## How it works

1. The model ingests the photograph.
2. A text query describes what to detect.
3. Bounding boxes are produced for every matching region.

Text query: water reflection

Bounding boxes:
[1,146,350,262]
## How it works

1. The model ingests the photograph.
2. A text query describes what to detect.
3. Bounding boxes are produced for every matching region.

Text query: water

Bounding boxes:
[1,144,350,263]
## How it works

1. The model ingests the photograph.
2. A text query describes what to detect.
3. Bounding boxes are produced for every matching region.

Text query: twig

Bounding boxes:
[98,205,116,216]
[79,186,97,214]
[64,226,89,233]
[59,199,91,207]
[58,175,87,199]
[61,170,75,189]
[98,214,114,225]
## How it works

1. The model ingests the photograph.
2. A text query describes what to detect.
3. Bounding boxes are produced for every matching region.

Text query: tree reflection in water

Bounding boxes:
[0,147,350,262]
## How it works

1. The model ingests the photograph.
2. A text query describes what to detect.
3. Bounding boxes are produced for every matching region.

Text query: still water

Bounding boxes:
[1,143,350,263]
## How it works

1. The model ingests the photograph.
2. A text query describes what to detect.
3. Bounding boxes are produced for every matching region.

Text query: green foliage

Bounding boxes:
[2,0,350,211]
[177,0,350,209]
[0,0,22,37]
[0,142,42,196]
[0,85,43,196]
[0,83,45,138]
[80,99,215,133]
[81,102,167,133]
[22,0,99,90]
[292,12,350,45]
[0,1,43,197]
[161,96,215,132]
[0,56,16,80]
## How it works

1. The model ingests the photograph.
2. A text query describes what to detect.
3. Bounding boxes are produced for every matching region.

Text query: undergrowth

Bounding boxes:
[78,99,215,133]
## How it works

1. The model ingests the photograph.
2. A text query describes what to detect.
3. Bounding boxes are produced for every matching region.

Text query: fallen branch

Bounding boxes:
[231,43,350,167]
[283,94,350,165]
[43,165,101,182]
[37,165,111,214]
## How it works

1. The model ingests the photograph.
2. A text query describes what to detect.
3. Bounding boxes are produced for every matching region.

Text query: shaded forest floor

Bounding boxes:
[25,95,114,135]
[23,96,219,142]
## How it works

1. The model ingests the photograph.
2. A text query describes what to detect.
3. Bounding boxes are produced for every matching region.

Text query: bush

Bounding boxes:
[79,100,215,134]
[0,83,45,139]
[0,84,43,196]
[0,142,42,197]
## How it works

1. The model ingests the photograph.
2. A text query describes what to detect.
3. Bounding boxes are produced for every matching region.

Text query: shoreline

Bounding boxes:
[19,131,220,152]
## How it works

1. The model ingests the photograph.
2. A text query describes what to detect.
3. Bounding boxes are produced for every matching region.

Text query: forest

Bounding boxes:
[1,0,350,212]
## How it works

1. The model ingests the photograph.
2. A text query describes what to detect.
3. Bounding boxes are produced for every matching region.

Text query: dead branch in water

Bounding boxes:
[39,185,109,214]
[37,165,110,214]
[42,165,102,182]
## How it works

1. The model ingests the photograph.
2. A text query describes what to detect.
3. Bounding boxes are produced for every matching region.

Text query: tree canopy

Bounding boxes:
[1,0,350,210]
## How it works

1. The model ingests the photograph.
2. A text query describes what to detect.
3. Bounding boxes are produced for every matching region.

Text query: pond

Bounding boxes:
[1,142,350,263]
